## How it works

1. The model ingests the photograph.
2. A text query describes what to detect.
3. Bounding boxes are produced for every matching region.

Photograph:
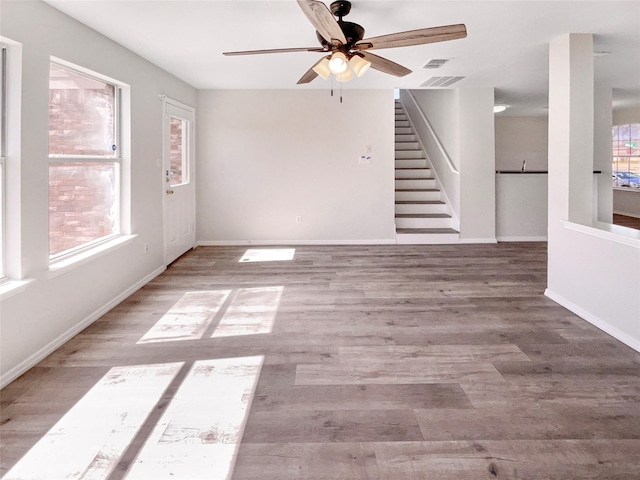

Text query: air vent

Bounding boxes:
[423,59,450,69]
[419,76,465,87]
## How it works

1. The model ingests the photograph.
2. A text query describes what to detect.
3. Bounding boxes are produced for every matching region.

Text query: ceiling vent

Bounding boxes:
[419,76,465,87]
[423,58,450,69]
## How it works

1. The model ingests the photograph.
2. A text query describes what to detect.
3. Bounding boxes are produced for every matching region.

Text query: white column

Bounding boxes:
[594,86,613,223]
[548,33,594,227]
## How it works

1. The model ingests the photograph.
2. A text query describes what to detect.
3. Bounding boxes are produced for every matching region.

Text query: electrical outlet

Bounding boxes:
[296,216,302,224]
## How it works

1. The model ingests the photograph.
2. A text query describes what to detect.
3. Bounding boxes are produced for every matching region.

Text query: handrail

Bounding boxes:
[405,91,459,174]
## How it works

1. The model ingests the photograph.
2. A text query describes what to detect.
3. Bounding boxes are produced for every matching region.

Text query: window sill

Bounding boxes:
[613,187,640,193]
[49,234,137,279]
[0,279,35,301]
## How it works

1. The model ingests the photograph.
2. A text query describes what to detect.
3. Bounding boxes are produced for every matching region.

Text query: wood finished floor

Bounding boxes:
[2,243,640,479]
[613,213,640,230]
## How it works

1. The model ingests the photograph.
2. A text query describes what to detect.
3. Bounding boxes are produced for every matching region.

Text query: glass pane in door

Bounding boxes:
[170,117,187,186]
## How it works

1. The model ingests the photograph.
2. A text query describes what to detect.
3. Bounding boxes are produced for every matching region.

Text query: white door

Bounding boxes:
[162,98,195,265]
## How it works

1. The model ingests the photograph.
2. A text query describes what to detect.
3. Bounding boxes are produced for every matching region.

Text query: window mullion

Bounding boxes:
[48,156,121,163]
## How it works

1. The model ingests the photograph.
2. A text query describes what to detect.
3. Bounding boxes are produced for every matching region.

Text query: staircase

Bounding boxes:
[394,100,459,244]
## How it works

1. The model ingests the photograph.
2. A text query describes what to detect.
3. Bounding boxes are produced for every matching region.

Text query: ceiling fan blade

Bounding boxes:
[356,24,467,50]
[297,0,347,45]
[361,52,412,77]
[223,47,326,56]
[297,65,320,84]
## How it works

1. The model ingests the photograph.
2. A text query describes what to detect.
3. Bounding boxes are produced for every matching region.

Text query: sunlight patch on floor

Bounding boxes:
[124,356,264,480]
[239,248,295,262]
[3,363,183,480]
[212,286,283,338]
[138,290,231,344]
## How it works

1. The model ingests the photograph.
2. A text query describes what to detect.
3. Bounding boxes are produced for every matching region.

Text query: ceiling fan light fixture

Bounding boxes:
[335,69,353,82]
[328,51,348,74]
[349,54,371,77]
[312,57,331,80]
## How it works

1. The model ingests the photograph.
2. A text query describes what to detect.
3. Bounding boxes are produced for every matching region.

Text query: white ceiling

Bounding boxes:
[45,0,640,116]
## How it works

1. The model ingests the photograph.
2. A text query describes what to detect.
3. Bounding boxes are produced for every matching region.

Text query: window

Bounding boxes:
[169,116,188,186]
[612,123,640,189]
[0,44,7,278]
[48,61,122,258]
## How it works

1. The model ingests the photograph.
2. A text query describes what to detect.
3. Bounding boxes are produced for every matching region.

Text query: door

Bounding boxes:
[162,98,195,265]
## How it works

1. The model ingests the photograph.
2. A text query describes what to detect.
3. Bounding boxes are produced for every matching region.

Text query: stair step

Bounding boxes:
[395,178,437,189]
[396,214,453,229]
[396,213,450,218]
[395,134,416,142]
[395,141,420,150]
[395,126,412,134]
[395,201,446,215]
[396,158,428,168]
[395,150,425,159]
[395,189,442,202]
[397,228,459,234]
[395,168,432,179]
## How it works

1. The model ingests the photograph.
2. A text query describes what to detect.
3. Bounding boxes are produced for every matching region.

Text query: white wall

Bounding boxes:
[196,89,396,244]
[409,90,460,169]
[0,1,197,385]
[613,106,640,125]
[547,33,640,353]
[458,88,496,242]
[495,116,548,171]
[494,116,548,240]
[496,174,548,241]
[614,189,640,218]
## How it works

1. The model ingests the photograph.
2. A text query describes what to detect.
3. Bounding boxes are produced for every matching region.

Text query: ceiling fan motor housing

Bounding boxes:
[316,21,364,49]
[314,1,365,50]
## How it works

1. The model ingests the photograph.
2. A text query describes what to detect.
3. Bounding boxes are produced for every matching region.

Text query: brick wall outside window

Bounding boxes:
[170,117,184,185]
[49,87,118,256]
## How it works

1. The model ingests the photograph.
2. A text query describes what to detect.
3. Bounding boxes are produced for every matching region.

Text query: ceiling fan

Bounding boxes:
[223,0,467,84]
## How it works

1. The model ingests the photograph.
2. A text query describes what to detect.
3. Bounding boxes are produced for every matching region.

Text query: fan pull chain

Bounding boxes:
[330,74,334,97]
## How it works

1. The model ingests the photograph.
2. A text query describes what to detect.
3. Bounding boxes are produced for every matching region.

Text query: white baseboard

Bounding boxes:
[199,238,504,246]
[0,266,166,389]
[496,236,548,242]
[197,239,397,246]
[545,288,640,353]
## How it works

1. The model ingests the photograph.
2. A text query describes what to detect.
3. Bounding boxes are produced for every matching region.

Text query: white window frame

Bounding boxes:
[48,58,125,262]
